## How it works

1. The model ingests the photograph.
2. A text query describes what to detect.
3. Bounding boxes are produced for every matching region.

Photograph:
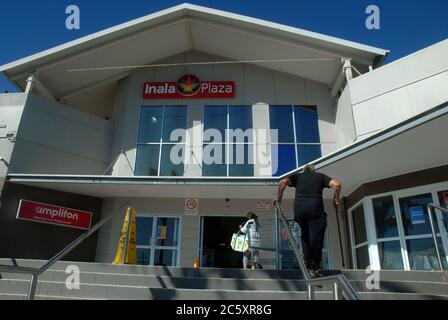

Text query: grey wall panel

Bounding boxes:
[8,94,113,174]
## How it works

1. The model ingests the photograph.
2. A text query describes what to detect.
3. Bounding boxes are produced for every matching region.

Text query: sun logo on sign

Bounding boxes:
[177,74,200,96]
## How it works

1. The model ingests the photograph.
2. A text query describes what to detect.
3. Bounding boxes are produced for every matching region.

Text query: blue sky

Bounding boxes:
[1,0,447,92]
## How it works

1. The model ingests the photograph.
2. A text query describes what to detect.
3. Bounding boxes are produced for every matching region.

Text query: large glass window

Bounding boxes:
[350,204,369,269]
[352,205,367,245]
[270,105,321,176]
[350,187,448,271]
[399,194,437,236]
[135,106,187,176]
[378,241,404,270]
[372,196,404,270]
[202,105,254,177]
[373,196,399,238]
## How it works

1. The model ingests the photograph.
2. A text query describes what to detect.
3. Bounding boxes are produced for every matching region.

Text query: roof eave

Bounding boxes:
[0,3,388,78]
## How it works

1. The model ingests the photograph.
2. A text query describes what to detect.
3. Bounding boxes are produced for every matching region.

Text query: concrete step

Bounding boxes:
[1,259,448,300]
[0,273,310,292]
[2,271,448,297]
[0,259,302,280]
[338,270,448,283]
[3,259,448,282]
[139,288,448,300]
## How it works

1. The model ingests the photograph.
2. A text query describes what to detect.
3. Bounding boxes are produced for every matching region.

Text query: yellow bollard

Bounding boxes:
[193,257,200,269]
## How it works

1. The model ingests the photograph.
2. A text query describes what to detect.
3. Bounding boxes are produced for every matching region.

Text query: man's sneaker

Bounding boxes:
[309,269,324,278]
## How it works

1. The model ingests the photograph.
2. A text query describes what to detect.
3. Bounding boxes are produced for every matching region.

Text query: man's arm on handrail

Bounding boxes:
[329,179,341,208]
[274,177,291,205]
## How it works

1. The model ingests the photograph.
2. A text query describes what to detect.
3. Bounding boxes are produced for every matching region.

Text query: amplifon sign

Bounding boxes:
[143,74,235,99]
[16,200,93,230]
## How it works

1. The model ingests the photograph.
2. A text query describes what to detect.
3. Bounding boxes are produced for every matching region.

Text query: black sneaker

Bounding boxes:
[309,269,323,278]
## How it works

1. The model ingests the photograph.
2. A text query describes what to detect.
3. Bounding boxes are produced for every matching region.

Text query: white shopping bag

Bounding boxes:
[230,232,249,252]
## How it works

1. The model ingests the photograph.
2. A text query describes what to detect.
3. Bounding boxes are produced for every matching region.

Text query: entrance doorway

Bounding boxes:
[200,216,246,268]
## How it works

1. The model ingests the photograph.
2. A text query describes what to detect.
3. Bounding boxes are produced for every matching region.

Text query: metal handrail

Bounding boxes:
[427,203,448,271]
[275,203,361,300]
[0,201,132,300]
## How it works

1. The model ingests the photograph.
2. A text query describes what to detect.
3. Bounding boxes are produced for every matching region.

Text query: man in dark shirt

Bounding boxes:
[274,165,341,275]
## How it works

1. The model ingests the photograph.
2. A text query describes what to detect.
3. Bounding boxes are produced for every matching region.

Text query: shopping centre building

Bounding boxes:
[0,3,447,272]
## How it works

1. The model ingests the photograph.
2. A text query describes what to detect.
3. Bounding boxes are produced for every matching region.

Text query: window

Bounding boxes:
[350,204,369,269]
[373,196,399,239]
[135,106,187,176]
[348,184,448,271]
[136,216,180,267]
[372,196,404,270]
[270,105,321,176]
[202,105,254,177]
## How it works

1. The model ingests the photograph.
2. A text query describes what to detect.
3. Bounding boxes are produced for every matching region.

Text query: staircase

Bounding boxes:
[1,259,447,300]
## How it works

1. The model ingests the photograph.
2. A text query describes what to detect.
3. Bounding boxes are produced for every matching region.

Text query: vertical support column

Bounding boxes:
[343,58,353,82]
[364,199,381,270]
[333,282,340,300]
[27,273,38,300]
[25,73,36,94]
[307,285,315,300]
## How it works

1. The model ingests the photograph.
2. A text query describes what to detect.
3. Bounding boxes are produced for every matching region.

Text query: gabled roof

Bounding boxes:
[0,3,388,100]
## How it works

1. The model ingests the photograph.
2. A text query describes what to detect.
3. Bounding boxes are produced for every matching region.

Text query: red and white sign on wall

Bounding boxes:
[143,74,235,99]
[184,198,199,215]
[256,200,271,212]
[16,199,93,230]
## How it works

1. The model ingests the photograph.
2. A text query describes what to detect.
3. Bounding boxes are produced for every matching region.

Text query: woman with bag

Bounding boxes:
[239,212,262,269]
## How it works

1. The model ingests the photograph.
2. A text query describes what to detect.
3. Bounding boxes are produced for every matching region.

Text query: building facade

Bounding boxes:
[0,4,447,271]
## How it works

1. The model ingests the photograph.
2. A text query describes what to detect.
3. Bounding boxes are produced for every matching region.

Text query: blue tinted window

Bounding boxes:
[160,144,185,176]
[138,107,163,143]
[269,106,294,143]
[204,106,227,141]
[272,144,296,176]
[229,106,252,129]
[202,144,227,176]
[136,217,154,246]
[163,106,187,142]
[229,144,254,177]
[294,106,320,143]
[229,106,253,143]
[135,145,159,176]
[297,145,322,166]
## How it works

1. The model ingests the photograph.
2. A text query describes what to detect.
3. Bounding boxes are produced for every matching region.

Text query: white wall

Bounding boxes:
[9,94,113,174]
[109,50,338,176]
[335,85,357,148]
[340,40,448,143]
[0,93,28,195]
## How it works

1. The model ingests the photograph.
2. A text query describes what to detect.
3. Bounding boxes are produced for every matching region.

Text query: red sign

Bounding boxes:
[143,74,235,99]
[16,200,93,230]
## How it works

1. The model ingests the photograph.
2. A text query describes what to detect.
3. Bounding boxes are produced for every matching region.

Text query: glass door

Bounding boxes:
[136,216,180,266]
[397,193,447,270]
